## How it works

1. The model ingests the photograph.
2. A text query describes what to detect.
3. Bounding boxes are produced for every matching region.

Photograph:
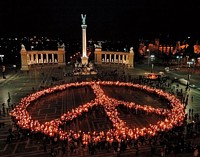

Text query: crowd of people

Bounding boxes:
[0,65,200,157]
[2,102,200,157]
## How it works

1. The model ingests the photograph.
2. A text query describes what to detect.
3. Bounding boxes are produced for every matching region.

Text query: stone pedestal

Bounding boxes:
[81,56,88,65]
[58,47,66,65]
[94,48,102,64]
[20,48,29,71]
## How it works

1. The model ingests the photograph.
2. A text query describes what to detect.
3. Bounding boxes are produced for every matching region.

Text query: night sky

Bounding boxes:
[0,0,200,41]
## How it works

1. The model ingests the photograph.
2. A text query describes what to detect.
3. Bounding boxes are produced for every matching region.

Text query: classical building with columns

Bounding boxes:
[20,44,65,71]
[94,47,134,68]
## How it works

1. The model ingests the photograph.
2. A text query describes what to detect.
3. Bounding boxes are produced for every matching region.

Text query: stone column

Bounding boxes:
[28,54,31,64]
[52,53,54,63]
[41,54,43,63]
[36,54,38,64]
[81,14,88,65]
[31,54,34,63]
[126,55,129,64]
[46,53,49,63]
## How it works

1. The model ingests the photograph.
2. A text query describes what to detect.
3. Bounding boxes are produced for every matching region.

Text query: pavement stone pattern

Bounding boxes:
[0,64,200,157]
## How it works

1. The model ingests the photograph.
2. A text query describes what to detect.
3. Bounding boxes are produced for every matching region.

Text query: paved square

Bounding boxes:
[0,64,200,157]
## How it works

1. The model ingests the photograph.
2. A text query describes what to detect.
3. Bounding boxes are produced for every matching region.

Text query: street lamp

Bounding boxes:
[186,56,189,66]
[191,58,196,73]
[2,65,6,79]
[187,61,193,86]
[0,54,4,63]
[147,49,150,66]
[176,56,182,69]
[0,54,5,79]
[151,63,154,73]
[150,55,155,73]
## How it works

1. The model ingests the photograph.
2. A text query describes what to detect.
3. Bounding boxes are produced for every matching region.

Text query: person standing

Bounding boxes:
[2,65,6,79]
[43,136,47,152]
[8,92,11,99]
[160,147,165,157]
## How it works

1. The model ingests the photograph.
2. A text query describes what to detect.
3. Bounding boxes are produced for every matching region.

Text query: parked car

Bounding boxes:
[165,67,169,72]
[178,78,189,86]
[189,84,196,88]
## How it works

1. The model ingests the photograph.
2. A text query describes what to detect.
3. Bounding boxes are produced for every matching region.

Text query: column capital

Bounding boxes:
[81,25,87,29]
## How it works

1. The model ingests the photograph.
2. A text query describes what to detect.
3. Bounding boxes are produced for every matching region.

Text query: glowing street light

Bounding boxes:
[176,56,182,69]
[186,56,189,65]
[187,61,194,86]
[0,54,4,63]
[151,63,154,73]
[147,49,150,65]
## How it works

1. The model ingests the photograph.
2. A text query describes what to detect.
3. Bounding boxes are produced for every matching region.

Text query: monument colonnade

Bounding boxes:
[94,47,134,68]
[20,45,65,71]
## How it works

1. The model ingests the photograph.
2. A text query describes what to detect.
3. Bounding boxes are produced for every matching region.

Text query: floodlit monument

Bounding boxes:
[81,14,88,65]
[72,14,97,75]
[94,46,134,68]
[20,44,65,71]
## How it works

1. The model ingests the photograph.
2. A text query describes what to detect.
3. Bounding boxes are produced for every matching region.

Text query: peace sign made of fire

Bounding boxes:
[10,81,185,144]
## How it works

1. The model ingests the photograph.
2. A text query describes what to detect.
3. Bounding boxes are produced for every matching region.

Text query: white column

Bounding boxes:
[114,54,116,63]
[31,54,34,63]
[36,54,38,63]
[52,53,54,63]
[110,54,111,62]
[28,54,31,64]
[81,25,88,65]
[81,25,87,57]
[46,53,49,63]
[122,55,125,63]
[81,14,88,65]
[105,54,107,62]
[41,54,43,63]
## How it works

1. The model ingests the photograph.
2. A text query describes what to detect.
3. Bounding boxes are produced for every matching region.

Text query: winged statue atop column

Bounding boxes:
[81,14,86,25]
